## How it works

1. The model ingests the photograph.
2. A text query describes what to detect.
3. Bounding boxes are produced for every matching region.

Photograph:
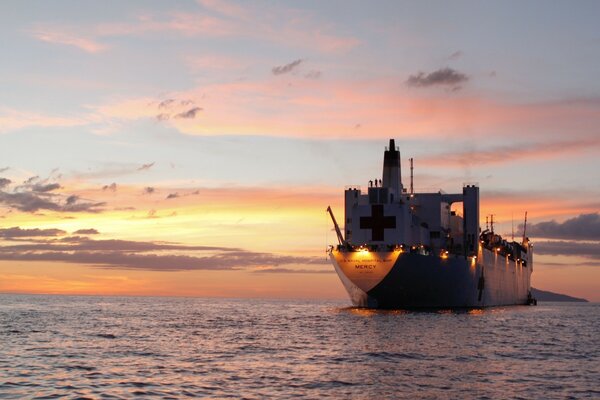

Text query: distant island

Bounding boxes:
[531,288,588,302]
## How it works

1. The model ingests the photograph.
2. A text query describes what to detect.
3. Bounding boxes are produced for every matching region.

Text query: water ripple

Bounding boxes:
[0,295,598,399]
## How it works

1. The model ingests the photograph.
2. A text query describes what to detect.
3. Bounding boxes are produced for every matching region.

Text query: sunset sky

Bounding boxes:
[1,0,599,301]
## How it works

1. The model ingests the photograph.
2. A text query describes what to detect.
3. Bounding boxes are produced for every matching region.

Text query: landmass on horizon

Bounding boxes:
[530,288,588,302]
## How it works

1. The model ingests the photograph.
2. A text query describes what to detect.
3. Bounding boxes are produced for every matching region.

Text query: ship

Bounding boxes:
[327,139,534,308]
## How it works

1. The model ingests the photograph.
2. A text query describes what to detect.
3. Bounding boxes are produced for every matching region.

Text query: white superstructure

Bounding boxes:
[328,139,533,308]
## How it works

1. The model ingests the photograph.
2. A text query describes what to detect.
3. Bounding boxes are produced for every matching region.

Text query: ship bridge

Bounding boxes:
[343,139,479,256]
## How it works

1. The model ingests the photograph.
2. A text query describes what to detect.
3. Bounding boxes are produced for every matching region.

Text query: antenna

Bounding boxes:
[486,215,489,231]
[410,157,414,195]
[490,214,495,234]
[512,213,514,241]
[522,211,528,244]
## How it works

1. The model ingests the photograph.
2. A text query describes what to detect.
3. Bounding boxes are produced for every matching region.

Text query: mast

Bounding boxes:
[326,206,345,245]
[409,157,414,195]
[522,211,528,245]
[512,213,514,241]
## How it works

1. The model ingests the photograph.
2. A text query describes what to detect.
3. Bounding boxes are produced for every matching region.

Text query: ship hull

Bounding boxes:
[330,248,532,308]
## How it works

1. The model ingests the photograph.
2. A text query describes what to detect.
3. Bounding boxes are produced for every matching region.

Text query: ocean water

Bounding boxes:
[0,295,598,399]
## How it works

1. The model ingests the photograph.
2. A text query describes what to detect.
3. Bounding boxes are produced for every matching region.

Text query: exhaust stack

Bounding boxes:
[382,139,403,195]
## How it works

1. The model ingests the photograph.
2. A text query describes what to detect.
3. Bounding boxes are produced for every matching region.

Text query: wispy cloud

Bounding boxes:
[30,183,61,193]
[29,28,107,53]
[272,59,303,75]
[73,163,156,180]
[29,3,360,55]
[448,51,463,60]
[96,96,203,123]
[419,138,600,167]
[0,177,105,214]
[137,162,155,171]
[406,67,469,90]
[174,107,202,119]
[73,228,100,235]
[0,190,105,213]
[0,227,66,239]
[158,99,176,109]
[102,183,117,192]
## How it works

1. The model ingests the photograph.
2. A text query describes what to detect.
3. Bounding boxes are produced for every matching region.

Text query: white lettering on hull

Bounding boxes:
[331,250,400,292]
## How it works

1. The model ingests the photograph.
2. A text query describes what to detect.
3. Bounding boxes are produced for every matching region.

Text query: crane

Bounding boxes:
[326,206,345,246]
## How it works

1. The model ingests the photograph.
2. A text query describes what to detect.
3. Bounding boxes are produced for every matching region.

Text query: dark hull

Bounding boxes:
[331,248,532,308]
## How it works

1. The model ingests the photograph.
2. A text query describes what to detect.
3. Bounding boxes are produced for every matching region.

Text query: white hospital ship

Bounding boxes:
[327,139,534,308]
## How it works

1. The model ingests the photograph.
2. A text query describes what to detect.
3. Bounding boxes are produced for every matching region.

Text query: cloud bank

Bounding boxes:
[523,213,600,240]
[0,231,328,272]
[0,176,105,213]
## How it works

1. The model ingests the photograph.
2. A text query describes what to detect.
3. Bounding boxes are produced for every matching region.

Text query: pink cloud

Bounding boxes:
[418,138,600,167]
[87,77,600,143]
[31,3,360,54]
[29,28,107,53]
[94,12,237,37]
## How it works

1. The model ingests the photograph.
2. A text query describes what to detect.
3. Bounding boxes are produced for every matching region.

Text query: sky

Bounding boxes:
[0,0,599,301]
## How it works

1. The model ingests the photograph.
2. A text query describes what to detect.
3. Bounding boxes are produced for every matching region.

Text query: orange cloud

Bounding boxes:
[1,181,341,254]
[479,190,599,236]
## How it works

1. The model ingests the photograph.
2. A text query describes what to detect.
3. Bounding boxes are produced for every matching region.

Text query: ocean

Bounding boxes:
[1,294,598,399]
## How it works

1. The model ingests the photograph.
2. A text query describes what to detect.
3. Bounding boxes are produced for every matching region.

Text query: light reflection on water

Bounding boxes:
[0,294,598,399]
